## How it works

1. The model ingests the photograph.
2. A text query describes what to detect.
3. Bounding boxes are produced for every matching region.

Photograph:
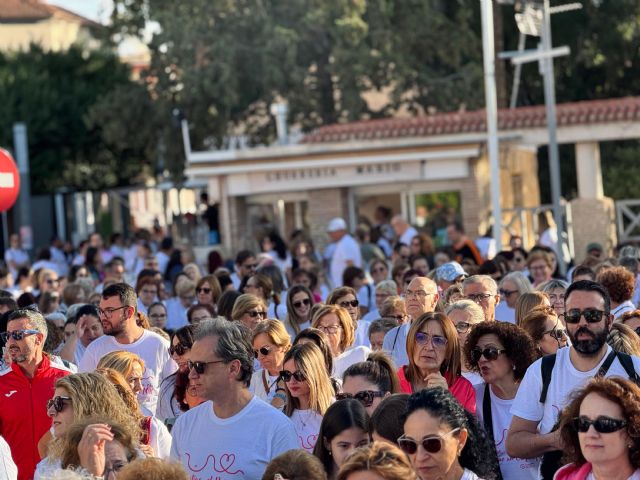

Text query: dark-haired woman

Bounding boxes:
[285,285,315,339]
[398,312,476,413]
[400,388,499,480]
[464,321,538,479]
[261,231,292,281]
[156,325,196,422]
[555,377,640,480]
[313,399,369,480]
[339,352,400,415]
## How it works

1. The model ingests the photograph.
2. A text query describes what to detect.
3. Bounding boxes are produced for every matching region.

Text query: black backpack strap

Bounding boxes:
[596,350,618,378]
[615,352,640,385]
[539,354,557,403]
[483,384,494,439]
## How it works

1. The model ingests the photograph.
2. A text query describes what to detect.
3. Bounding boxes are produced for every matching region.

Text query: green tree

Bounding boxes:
[0,45,158,194]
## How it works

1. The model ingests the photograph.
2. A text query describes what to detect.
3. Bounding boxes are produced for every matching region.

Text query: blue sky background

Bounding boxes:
[47,0,112,23]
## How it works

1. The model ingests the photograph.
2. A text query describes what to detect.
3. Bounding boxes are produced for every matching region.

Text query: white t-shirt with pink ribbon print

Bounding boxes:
[170,397,299,480]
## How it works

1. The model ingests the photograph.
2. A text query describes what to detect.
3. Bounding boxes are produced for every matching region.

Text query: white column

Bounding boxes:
[575,142,603,199]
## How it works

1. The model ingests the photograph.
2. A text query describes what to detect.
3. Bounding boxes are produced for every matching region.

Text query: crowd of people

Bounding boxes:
[1,213,640,480]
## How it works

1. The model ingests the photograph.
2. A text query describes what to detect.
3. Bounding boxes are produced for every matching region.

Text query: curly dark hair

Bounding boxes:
[596,266,635,304]
[403,388,500,479]
[558,377,640,468]
[463,321,537,381]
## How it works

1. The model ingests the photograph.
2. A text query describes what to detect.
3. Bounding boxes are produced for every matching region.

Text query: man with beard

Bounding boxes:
[0,309,71,480]
[382,276,439,367]
[78,283,177,415]
[506,280,640,478]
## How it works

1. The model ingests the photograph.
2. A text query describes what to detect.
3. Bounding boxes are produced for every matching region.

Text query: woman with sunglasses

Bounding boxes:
[282,342,335,452]
[339,351,400,415]
[195,274,222,309]
[497,271,533,323]
[398,312,476,413]
[155,325,195,421]
[250,320,291,405]
[312,305,370,379]
[327,287,370,347]
[285,285,316,339]
[243,273,288,321]
[445,300,485,387]
[464,321,538,479]
[400,388,498,480]
[370,258,390,285]
[521,305,568,358]
[35,372,141,478]
[555,377,640,480]
[231,293,268,331]
[313,399,369,480]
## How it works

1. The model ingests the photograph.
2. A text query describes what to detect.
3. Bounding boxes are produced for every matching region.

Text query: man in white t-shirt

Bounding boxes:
[79,283,177,415]
[391,215,418,248]
[382,276,439,367]
[506,280,640,475]
[327,218,362,289]
[171,319,298,479]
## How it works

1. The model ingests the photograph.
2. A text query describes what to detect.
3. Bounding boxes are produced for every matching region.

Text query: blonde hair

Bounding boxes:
[119,458,189,480]
[252,319,291,350]
[608,323,640,356]
[337,442,417,480]
[97,350,146,380]
[96,367,144,424]
[231,293,267,321]
[50,373,141,460]
[311,304,355,353]
[515,291,549,326]
[283,343,334,417]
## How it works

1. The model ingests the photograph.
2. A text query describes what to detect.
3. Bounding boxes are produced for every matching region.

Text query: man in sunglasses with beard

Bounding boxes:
[0,309,71,480]
[170,318,298,478]
[506,280,640,479]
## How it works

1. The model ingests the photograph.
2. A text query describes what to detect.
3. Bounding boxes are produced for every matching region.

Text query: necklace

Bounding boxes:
[298,409,315,429]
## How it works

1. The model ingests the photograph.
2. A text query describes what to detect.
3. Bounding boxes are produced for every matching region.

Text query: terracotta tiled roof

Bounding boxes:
[0,0,99,26]
[0,0,51,21]
[302,96,640,143]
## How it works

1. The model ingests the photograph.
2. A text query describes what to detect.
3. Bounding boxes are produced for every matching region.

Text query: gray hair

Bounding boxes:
[537,279,569,293]
[500,271,534,295]
[462,275,498,294]
[8,309,48,343]
[445,300,485,325]
[376,280,397,296]
[194,318,254,386]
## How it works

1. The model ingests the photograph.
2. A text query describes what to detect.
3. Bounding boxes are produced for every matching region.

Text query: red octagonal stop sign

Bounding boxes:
[0,149,20,212]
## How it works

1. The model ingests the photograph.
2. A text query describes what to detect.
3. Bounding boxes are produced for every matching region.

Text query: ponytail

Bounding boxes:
[343,351,401,394]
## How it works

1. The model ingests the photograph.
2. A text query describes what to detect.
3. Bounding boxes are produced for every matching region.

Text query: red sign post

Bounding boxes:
[0,149,20,212]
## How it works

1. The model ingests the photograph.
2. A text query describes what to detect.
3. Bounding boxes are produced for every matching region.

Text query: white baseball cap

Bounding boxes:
[327,217,347,232]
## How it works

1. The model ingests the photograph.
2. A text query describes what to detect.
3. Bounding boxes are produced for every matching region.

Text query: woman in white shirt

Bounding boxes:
[282,342,335,453]
[243,273,287,321]
[250,320,291,405]
[464,321,538,480]
[284,285,315,340]
[445,300,486,387]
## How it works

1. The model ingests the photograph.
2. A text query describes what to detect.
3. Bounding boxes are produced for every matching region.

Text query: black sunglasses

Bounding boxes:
[169,343,189,356]
[187,359,225,374]
[339,300,359,308]
[196,287,212,294]
[471,346,506,364]
[247,311,267,318]
[293,299,311,309]
[544,328,567,341]
[47,396,71,413]
[0,329,40,342]
[573,415,627,434]
[254,346,271,358]
[279,370,306,382]
[398,428,460,454]
[563,309,606,324]
[336,390,385,407]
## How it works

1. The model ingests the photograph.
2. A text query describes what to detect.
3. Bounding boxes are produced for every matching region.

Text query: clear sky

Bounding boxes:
[46,0,113,23]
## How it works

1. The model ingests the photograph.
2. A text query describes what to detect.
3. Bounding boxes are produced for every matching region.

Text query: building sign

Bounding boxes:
[265,168,337,182]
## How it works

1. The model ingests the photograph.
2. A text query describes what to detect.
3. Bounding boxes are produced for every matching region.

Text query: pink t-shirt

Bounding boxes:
[397,366,476,414]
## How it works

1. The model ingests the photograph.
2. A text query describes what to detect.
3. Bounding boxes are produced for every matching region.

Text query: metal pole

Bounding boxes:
[509,32,526,109]
[541,0,566,275]
[12,123,32,251]
[480,0,503,252]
